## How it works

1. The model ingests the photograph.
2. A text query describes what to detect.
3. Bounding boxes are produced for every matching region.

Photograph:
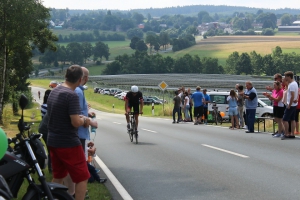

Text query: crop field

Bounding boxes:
[162,35,300,66]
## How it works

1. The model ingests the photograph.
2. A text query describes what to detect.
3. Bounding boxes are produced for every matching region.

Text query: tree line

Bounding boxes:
[57,31,125,43]
[37,41,110,70]
[102,46,300,76]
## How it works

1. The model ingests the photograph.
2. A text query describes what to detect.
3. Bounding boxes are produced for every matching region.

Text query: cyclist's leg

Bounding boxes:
[133,104,139,131]
[126,106,131,130]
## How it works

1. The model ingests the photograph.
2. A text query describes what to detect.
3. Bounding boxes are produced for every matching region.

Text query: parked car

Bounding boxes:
[100,88,110,95]
[109,88,122,95]
[143,97,163,105]
[49,80,59,88]
[148,96,167,103]
[94,87,100,93]
[259,98,273,106]
[207,92,273,119]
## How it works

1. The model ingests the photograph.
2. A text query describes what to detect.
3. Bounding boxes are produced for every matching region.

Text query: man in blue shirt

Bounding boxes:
[75,67,98,149]
[244,81,257,133]
[75,67,106,185]
[203,89,210,125]
[191,86,204,125]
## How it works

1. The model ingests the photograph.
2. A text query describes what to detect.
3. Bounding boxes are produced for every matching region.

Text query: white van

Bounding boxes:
[207,92,273,119]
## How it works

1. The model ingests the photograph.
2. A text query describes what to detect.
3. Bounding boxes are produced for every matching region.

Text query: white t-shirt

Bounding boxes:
[287,81,298,106]
[185,96,190,106]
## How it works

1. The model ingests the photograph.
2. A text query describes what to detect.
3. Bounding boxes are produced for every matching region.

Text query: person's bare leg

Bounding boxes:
[234,116,239,128]
[52,178,64,185]
[291,120,296,136]
[283,121,289,136]
[230,116,234,129]
[75,180,88,200]
[135,114,139,130]
[63,174,75,196]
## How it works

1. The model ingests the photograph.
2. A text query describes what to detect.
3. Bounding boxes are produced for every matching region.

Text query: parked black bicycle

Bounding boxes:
[211,101,223,125]
[127,112,138,144]
[0,94,73,200]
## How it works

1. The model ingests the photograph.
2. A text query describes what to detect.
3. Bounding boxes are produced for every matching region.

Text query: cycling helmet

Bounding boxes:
[131,85,138,93]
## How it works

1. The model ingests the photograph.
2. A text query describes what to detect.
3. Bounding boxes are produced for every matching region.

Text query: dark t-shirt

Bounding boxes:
[125,91,143,106]
[173,96,181,109]
[47,86,81,148]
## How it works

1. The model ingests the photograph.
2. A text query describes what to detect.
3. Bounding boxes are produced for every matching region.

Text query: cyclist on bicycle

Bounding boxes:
[125,85,144,132]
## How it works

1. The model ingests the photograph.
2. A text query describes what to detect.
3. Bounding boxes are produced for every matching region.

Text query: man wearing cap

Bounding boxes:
[191,86,204,125]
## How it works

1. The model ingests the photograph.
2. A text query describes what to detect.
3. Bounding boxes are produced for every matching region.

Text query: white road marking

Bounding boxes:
[94,156,133,200]
[141,128,157,133]
[202,144,249,158]
[113,122,122,124]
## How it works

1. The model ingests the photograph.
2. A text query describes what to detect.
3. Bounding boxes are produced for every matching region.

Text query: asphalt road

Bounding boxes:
[31,87,300,200]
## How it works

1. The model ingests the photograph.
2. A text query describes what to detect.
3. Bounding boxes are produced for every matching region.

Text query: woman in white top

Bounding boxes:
[183,91,191,122]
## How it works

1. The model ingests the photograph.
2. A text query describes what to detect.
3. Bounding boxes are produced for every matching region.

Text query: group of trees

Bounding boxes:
[38,41,110,69]
[103,51,224,75]
[225,46,300,76]
[57,31,125,43]
[0,0,57,121]
[102,46,300,76]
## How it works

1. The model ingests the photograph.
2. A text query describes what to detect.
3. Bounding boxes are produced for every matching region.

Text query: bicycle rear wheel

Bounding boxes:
[214,113,218,125]
[217,114,223,125]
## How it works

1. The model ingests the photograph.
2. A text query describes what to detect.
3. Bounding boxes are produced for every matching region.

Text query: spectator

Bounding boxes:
[237,85,245,129]
[75,67,98,150]
[47,65,92,200]
[183,91,191,122]
[295,81,300,135]
[227,89,239,130]
[191,86,204,125]
[187,88,193,122]
[41,89,51,119]
[244,81,258,133]
[282,71,298,140]
[172,91,181,124]
[38,113,52,173]
[202,89,210,125]
[263,81,285,137]
[87,145,106,183]
[266,73,284,91]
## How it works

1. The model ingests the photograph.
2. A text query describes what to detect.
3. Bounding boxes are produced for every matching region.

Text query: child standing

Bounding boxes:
[227,89,239,130]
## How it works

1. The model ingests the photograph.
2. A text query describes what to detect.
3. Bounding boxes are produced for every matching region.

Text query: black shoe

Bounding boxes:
[98,178,107,183]
[177,121,179,123]
[172,121,175,124]
[245,131,254,133]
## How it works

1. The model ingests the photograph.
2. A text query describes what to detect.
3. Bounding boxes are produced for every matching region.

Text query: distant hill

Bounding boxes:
[68,5,300,16]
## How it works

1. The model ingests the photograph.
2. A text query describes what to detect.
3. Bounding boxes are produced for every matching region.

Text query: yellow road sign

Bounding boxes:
[158,81,168,91]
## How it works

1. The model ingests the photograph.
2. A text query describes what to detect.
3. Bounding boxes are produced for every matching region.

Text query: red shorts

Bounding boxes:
[49,145,90,183]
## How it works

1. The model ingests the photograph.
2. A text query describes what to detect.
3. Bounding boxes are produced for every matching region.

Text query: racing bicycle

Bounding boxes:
[211,101,223,125]
[127,112,138,144]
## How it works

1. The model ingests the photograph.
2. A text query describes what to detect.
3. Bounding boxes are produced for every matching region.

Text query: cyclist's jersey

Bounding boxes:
[125,91,143,107]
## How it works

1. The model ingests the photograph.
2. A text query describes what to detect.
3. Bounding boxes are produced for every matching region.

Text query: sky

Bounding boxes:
[42,0,300,10]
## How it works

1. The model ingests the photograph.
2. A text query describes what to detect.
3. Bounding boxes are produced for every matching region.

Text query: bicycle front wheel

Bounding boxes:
[128,130,133,142]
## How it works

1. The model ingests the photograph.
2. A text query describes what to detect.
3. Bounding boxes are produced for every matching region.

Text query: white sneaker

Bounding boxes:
[242,125,248,129]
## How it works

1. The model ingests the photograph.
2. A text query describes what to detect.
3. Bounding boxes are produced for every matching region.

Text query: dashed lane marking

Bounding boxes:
[141,128,157,133]
[202,144,249,158]
[113,122,122,124]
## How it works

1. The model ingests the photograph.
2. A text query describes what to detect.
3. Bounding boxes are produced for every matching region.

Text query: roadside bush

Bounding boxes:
[262,28,275,36]
[2,104,13,128]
